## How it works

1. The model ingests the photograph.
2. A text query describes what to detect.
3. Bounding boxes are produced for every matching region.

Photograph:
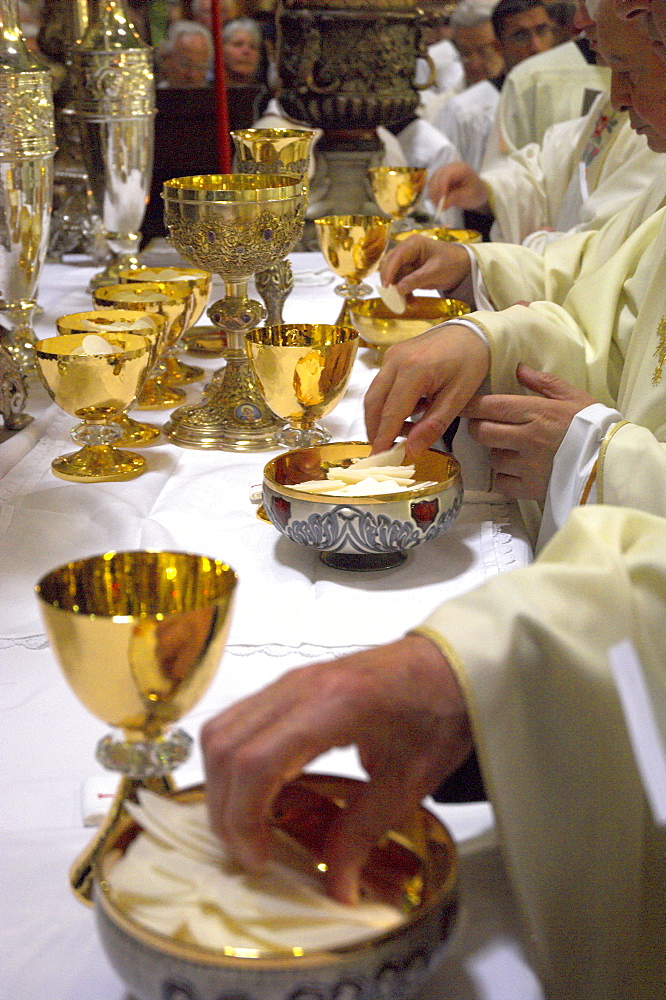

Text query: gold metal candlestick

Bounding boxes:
[162,173,306,451]
[0,0,56,373]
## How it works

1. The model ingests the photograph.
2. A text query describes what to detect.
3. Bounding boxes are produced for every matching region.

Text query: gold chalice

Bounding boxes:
[246,323,359,449]
[232,128,317,327]
[55,310,166,449]
[93,281,193,410]
[116,266,210,385]
[315,214,392,299]
[35,549,237,902]
[34,327,152,482]
[161,173,306,451]
[368,166,427,230]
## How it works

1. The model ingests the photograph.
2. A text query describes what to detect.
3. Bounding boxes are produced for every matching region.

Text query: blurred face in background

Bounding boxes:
[161,32,211,88]
[453,21,505,84]
[497,5,555,67]
[224,28,261,83]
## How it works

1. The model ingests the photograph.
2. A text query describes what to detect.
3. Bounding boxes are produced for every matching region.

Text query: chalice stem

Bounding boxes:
[69,773,175,905]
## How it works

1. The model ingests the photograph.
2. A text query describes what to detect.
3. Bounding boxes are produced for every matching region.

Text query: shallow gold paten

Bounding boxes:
[93,281,193,409]
[246,323,359,448]
[393,227,482,244]
[35,549,237,902]
[368,166,427,221]
[348,294,470,357]
[161,174,307,451]
[35,330,152,482]
[315,214,391,298]
[93,774,457,1000]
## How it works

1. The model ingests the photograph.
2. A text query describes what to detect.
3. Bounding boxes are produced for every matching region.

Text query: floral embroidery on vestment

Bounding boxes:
[653,316,666,385]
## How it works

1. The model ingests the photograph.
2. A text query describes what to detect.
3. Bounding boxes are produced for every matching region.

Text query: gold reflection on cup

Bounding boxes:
[314,214,391,298]
[35,329,152,482]
[368,166,427,222]
[245,323,359,449]
[117,266,211,385]
[35,549,237,901]
[93,281,193,409]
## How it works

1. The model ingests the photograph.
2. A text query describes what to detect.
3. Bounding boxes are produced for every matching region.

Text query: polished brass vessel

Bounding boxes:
[0,0,56,372]
[162,173,306,451]
[68,0,155,287]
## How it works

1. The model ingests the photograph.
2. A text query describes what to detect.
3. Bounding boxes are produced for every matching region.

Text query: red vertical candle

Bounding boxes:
[210,0,231,172]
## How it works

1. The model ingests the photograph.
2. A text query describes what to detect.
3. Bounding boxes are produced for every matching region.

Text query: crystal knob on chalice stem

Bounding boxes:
[35,550,237,902]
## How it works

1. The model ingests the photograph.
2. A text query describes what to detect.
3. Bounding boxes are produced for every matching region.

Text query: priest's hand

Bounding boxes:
[201,635,472,905]
[463,363,597,504]
[364,323,490,458]
[379,234,471,297]
[427,161,491,213]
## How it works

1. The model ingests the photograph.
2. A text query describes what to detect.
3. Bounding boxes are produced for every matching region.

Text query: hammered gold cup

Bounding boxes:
[368,166,427,227]
[314,214,391,298]
[161,173,306,451]
[116,266,211,385]
[246,323,359,449]
[93,281,193,409]
[35,326,153,482]
[35,549,237,903]
[348,295,471,361]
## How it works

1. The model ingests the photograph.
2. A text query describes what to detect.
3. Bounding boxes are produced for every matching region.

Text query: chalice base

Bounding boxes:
[112,413,161,448]
[51,444,146,483]
[320,550,407,572]
[335,280,373,299]
[277,422,330,449]
[161,355,205,386]
[96,729,193,779]
[134,377,186,410]
[164,353,285,451]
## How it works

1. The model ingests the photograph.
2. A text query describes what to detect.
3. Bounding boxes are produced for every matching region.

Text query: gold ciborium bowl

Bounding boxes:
[116,266,211,386]
[263,442,463,572]
[93,773,458,1000]
[348,295,471,359]
[231,127,316,186]
[93,281,194,409]
[393,227,482,244]
[368,166,428,222]
[245,323,359,449]
[315,214,392,298]
[34,329,153,483]
[35,549,238,902]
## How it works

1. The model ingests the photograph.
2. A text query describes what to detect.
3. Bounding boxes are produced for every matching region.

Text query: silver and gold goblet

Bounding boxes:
[35,548,237,902]
[161,173,306,451]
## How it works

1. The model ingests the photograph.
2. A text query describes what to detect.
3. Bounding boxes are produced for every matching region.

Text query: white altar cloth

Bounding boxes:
[0,253,544,1000]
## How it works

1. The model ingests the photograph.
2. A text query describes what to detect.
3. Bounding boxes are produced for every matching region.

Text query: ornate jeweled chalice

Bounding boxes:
[93,280,193,409]
[246,323,359,449]
[232,127,317,326]
[35,549,237,902]
[56,309,166,448]
[116,265,210,386]
[161,173,306,451]
[368,166,427,232]
[34,327,152,482]
[315,214,391,299]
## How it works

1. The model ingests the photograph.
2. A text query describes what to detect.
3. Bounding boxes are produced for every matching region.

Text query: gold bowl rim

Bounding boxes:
[95,774,458,968]
[264,441,461,504]
[54,310,164,333]
[393,227,482,243]
[93,281,193,303]
[34,331,152,360]
[162,173,305,202]
[231,127,317,142]
[246,322,359,346]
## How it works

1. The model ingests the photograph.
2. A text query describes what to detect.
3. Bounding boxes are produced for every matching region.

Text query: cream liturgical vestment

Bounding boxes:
[481,93,665,249]
[416,505,666,1000]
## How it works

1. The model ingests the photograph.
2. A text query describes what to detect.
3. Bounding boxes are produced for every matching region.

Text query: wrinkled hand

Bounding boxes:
[201,635,471,906]
[463,363,597,504]
[427,161,490,213]
[365,323,490,458]
[379,235,471,297]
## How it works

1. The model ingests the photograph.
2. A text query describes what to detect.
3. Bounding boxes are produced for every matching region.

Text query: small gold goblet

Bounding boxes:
[35,549,237,902]
[314,214,392,299]
[34,327,152,482]
[93,281,193,410]
[55,310,166,449]
[116,265,211,385]
[368,166,428,230]
[246,323,359,449]
[162,173,306,451]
